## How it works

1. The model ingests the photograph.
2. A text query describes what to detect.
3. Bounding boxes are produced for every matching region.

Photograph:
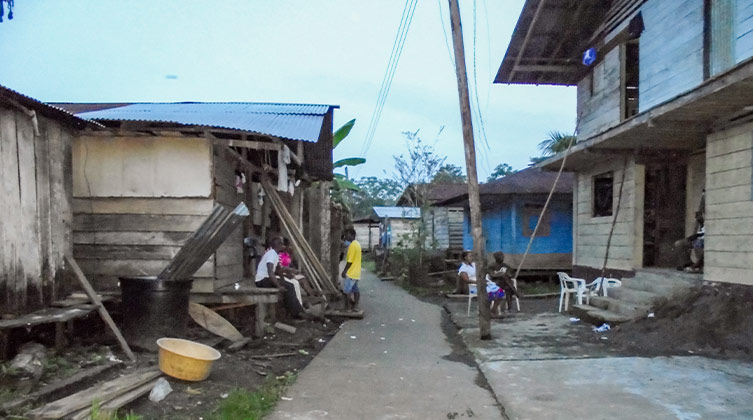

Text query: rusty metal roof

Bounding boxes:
[60,102,338,142]
[0,84,101,129]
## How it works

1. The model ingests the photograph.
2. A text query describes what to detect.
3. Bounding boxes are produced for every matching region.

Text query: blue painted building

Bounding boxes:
[435,168,574,271]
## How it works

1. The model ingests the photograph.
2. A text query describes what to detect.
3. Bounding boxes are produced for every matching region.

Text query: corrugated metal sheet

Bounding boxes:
[0,84,101,128]
[372,206,421,219]
[73,102,337,142]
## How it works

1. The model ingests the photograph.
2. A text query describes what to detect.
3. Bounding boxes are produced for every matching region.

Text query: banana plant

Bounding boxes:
[332,119,364,193]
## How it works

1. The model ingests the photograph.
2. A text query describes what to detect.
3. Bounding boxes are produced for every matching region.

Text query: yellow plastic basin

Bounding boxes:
[156,338,221,381]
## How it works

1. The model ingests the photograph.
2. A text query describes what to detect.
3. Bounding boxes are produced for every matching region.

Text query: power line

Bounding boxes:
[437,0,455,68]
[471,0,492,175]
[357,0,418,170]
[358,0,411,159]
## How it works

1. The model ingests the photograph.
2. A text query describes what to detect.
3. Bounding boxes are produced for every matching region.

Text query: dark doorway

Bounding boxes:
[643,164,687,267]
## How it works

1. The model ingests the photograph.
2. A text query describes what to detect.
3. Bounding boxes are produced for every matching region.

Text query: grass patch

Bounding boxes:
[89,401,142,420]
[207,372,297,420]
[362,259,376,273]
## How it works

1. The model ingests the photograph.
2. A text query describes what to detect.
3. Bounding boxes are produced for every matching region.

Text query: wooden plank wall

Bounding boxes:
[639,0,704,111]
[426,208,450,250]
[0,107,73,314]
[704,122,753,285]
[577,48,623,140]
[574,157,639,271]
[72,135,215,292]
[736,0,753,63]
[212,145,245,288]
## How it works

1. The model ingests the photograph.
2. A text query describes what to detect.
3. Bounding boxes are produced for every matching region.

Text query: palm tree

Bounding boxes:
[537,131,576,156]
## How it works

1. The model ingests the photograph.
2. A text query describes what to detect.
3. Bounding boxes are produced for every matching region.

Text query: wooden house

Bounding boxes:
[498,0,753,284]
[371,206,422,249]
[54,102,338,293]
[397,183,466,251]
[435,168,573,272]
[353,217,380,252]
[0,85,95,314]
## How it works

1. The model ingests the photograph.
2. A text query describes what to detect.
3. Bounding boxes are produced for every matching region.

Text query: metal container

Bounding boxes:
[119,276,192,351]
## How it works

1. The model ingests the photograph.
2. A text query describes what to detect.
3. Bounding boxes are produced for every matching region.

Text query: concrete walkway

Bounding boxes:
[446,300,753,420]
[268,271,503,420]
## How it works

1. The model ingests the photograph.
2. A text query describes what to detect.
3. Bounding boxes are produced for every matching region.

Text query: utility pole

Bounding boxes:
[448,0,491,339]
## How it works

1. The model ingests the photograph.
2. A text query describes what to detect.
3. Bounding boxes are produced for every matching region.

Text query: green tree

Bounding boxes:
[487,163,515,182]
[529,131,576,165]
[432,164,466,184]
[346,176,403,219]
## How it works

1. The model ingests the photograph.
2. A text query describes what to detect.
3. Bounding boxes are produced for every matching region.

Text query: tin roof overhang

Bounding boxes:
[539,57,753,170]
[495,0,609,86]
[58,102,338,143]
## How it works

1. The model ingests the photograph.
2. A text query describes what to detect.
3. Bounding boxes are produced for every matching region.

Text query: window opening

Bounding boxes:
[593,172,614,217]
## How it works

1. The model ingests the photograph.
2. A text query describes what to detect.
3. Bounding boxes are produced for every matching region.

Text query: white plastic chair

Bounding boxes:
[467,283,478,315]
[594,277,622,297]
[558,272,587,312]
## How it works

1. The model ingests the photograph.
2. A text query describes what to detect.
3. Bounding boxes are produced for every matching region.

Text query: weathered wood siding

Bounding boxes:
[212,145,245,287]
[72,135,216,292]
[354,223,378,251]
[577,48,623,140]
[0,107,73,314]
[73,135,212,198]
[735,1,753,63]
[704,122,753,285]
[425,207,463,250]
[639,0,705,111]
[574,157,640,271]
[387,219,420,249]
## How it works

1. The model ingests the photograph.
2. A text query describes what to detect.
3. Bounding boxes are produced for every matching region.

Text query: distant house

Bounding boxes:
[352,217,380,252]
[0,85,96,314]
[435,168,573,272]
[371,206,422,249]
[54,102,339,293]
[397,183,466,252]
[498,0,753,284]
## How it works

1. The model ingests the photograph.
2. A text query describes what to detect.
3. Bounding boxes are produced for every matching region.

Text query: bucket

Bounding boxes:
[157,337,221,381]
[119,276,192,351]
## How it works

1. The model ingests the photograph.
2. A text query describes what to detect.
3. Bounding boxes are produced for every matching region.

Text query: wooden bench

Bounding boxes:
[190,287,280,338]
[0,304,97,359]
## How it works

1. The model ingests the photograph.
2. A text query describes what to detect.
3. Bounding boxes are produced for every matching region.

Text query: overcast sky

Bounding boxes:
[0,1,575,181]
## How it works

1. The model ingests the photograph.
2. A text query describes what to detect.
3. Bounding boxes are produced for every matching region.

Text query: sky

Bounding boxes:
[0,0,575,181]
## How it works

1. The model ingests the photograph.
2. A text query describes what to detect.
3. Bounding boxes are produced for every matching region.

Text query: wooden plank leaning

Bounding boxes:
[159,205,227,280]
[261,179,338,294]
[64,255,136,363]
[28,368,159,419]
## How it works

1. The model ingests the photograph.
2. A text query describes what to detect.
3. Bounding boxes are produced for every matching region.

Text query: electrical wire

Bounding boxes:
[437,0,455,68]
[471,0,492,175]
[357,0,418,170]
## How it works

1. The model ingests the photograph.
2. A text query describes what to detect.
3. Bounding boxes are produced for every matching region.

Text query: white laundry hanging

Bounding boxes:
[277,145,291,192]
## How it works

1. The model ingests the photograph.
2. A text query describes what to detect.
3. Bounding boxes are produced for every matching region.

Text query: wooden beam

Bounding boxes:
[213,138,281,151]
[508,0,548,83]
[514,64,579,73]
[65,255,136,363]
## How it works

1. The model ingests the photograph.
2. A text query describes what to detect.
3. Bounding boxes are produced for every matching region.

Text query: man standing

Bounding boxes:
[341,228,362,312]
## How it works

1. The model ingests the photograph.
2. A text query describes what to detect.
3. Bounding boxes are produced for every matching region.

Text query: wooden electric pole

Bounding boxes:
[448,0,491,339]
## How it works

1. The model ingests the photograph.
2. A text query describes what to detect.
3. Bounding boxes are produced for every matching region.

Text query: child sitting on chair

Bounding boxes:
[456,251,506,317]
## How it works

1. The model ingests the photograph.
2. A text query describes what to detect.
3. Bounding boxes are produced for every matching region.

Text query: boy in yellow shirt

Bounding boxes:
[341,228,362,312]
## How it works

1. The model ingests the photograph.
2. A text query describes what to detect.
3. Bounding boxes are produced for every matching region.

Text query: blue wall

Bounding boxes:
[462,194,572,255]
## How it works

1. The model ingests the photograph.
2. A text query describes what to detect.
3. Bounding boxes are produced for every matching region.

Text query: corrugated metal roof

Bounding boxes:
[372,206,422,219]
[71,102,338,142]
[0,84,101,128]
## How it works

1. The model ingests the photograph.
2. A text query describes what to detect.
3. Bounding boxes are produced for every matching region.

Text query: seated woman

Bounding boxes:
[278,241,321,306]
[255,237,306,319]
[456,251,505,316]
[487,252,522,313]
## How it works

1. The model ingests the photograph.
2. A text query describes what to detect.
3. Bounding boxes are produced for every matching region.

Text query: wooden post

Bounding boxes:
[65,256,136,362]
[448,0,491,339]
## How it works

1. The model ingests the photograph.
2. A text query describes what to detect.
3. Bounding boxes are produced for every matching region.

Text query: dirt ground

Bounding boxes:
[610,282,753,361]
[0,307,343,419]
[415,274,753,362]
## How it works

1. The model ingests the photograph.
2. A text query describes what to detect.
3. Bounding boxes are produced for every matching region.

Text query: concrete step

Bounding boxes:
[571,304,633,324]
[619,278,681,297]
[589,296,651,318]
[608,286,666,306]
[635,269,703,286]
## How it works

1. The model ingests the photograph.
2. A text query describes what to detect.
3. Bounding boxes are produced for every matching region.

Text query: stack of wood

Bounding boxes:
[159,203,250,281]
[27,369,161,420]
[261,179,340,295]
